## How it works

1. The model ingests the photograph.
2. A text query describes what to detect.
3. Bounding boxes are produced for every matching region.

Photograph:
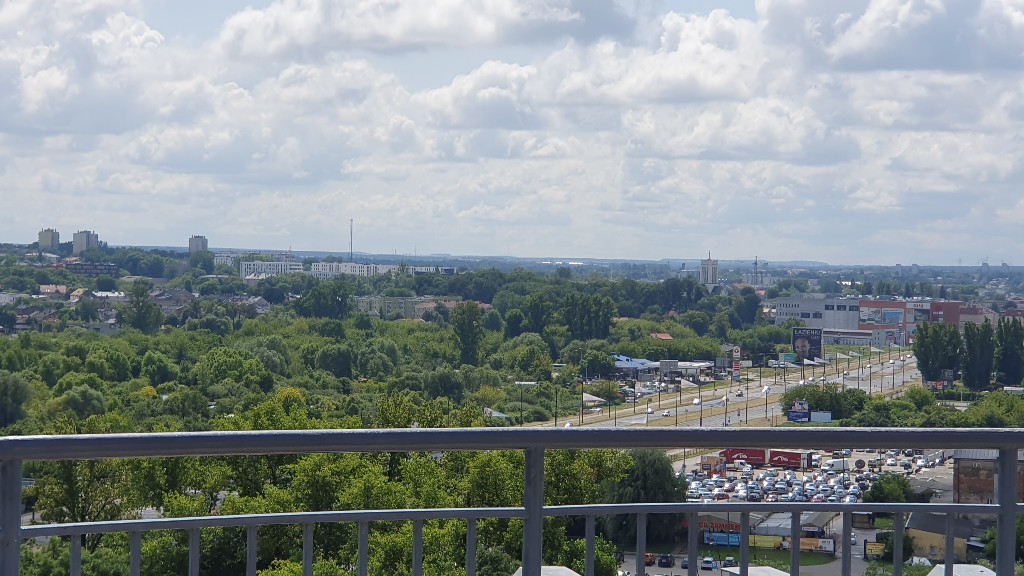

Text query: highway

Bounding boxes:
[564,354,919,430]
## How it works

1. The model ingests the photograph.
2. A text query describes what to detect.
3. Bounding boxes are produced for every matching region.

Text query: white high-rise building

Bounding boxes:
[72,230,99,255]
[38,229,59,251]
[700,257,719,287]
[188,235,208,255]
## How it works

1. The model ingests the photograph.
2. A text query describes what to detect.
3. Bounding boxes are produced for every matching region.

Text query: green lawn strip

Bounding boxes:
[694,546,835,567]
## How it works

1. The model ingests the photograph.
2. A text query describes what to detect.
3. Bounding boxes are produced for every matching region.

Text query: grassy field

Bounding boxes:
[696,546,836,567]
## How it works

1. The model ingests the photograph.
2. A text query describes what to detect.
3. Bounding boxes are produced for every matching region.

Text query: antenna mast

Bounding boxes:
[349,219,353,262]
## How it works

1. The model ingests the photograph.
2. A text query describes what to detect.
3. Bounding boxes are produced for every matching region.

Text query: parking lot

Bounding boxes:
[616,448,956,574]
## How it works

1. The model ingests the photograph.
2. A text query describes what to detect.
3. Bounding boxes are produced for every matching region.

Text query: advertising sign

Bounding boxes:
[788,411,810,422]
[942,369,955,385]
[865,542,885,558]
[791,328,822,364]
[913,308,930,322]
[810,411,833,423]
[882,309,904,324]
[907,302,930,310]
[783,537,836,553]
[859,308,882,324]
[703,532,741,546]
[780,352,796,363]
[750,535,783,549]
[701,455,726,473]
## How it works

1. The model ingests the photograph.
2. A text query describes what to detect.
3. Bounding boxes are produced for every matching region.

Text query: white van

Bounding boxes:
[821,459,849,472]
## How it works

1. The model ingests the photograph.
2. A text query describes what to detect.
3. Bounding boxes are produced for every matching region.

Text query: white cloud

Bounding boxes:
[0,0,1023,264]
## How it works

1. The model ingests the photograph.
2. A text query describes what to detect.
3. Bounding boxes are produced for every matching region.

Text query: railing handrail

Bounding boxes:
[20,502,1002,538]
[2,427,1022,461]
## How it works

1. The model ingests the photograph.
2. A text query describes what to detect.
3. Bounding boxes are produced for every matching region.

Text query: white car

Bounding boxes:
[661,410,671,417]
[646,407,654,414]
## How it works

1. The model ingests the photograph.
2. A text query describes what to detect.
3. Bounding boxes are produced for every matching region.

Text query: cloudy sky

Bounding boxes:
[2,0,1023,265]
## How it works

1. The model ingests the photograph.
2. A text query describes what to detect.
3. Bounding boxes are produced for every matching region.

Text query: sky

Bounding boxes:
[2,0,1023,266]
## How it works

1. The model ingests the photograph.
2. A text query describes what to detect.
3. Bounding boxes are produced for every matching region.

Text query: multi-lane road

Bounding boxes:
[569,355,920,430]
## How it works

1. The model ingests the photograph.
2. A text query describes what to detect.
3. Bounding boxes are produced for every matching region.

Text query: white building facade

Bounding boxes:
[773,294,861,330]
[239,261,304,277]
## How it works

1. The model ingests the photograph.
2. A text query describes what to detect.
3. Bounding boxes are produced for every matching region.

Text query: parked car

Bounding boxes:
[657,554,675,567]
[723,557,737,567]
[644,553,655,566]
[701,557,716,571]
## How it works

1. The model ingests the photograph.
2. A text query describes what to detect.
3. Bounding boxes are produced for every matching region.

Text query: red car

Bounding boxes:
[644,553,655,566]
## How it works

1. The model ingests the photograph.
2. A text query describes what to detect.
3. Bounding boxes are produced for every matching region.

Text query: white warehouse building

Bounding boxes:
[774,295,861,330]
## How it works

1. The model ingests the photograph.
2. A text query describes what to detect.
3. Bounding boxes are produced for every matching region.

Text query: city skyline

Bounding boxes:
[2,1,1023,265]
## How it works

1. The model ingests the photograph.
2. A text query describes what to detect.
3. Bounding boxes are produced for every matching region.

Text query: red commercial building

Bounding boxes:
[857,299,961,346]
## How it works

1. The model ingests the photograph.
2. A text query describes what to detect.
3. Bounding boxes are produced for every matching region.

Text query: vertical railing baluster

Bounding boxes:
[687,512,698,576]
[0,459,22,576]
[246,526,258,576]
[303,523,314,576]
[70,534,82,576]
[893,512,904,576]
[739,512,749,576]
[522,448,545,576]
[584,515,595,576]
[412,519,423,576]
[998,448,1017,576]
[466,517,477,576]
[790,511,800,574]
[129,531,142,576]
[635,512,647,576]
[944,513,954,576]
[358,521,369,576]
[841,512,852,576]
[188,528,200,576]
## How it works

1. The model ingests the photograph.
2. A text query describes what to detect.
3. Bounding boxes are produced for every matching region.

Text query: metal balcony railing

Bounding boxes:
[1,427,1020,576]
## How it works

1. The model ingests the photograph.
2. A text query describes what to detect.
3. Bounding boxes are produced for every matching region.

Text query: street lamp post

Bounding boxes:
[842,371,848,389]
[866,364,872,396]
[890,359,896,391]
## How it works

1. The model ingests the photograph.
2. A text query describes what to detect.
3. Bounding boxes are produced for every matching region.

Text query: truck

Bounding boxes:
[821,459,850,472]
[768,449,815,470]
[718,448,768,467]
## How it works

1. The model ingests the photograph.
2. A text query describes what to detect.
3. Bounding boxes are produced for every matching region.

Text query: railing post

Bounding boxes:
[188,528,200,576]
[412,519,423,576]
[522,447,545,576]
[70,534,82,576]
[687,512,698,576]
[246,526,258,576]
[302,523,314,576]
[129,531,141,576]
[944,513,955,576]
[0,459,22,576]
[998,448,1017,576]
[893,512,904,576]
[584,515,595,576]
[466,517,477,576]
[790,511,800,574]
[841,512,852,576]
[358,521,368,576]
[635,512,647,576]
[739,512,749,576]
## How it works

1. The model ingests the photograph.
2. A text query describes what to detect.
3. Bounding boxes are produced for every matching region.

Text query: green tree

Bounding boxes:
[602,450,685,546]
[118,279,164,333]
[94,276,117,291]
[912,323,962,382]
[451,301,484,366]
[863,473,920,503]
[294,281,350,319]
[995,317,1024,385]
[982,515,1024,562]
[962,319,995,390]
[0,370,30,427]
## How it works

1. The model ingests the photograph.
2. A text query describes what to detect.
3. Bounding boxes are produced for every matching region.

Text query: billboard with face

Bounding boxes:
[792,328,823,363]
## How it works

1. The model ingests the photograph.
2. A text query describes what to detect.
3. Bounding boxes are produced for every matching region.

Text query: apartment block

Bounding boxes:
[38,229,59,251]
[72,230,100,255]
